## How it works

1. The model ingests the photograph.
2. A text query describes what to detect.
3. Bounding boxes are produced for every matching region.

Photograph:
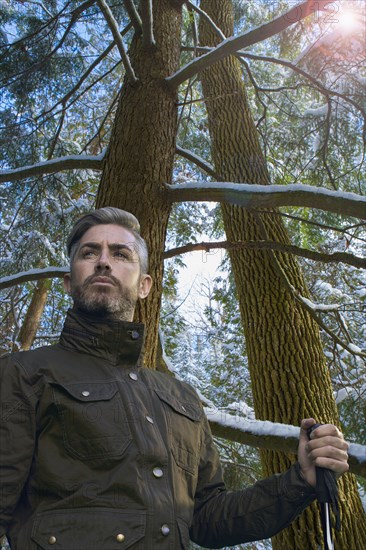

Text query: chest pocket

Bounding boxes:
[52,381,131,460]
[154,389,202,475]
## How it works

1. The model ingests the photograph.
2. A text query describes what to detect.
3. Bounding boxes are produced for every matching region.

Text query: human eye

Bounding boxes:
[81,248,99,260]
[113,249,131,261]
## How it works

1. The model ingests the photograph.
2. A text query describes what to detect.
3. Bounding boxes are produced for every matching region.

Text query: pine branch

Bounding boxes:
[166,0,333,89]
[3,0,96,87]
[97,0,138,84]
[36,40,117,121]
[164,182,366,220]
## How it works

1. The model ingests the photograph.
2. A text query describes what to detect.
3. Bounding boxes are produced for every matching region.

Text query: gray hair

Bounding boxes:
[67,207,149,273]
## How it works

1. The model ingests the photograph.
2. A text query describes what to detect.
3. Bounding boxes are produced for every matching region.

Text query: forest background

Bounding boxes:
[0,0,365,548]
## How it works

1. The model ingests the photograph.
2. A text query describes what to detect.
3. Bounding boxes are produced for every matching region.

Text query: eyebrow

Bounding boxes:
[79,242,135,252]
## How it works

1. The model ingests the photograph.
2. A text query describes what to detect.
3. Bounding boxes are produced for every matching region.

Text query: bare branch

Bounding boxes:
[186,1,225,41]
[166,0,333,89]
[163,239,366,269]
[175,145,218,178]
[1,237,363,292]
[186,2,199,54]
[123,0,142,33]
[0,152,105,183]
[164,182,366,220]
[140,0,155,48]
[97,0,138,84]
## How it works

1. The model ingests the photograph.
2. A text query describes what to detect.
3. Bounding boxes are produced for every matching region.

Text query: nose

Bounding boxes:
[95,248,111,270]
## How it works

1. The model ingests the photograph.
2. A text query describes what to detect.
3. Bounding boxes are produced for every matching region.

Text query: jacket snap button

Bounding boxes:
[153,467,163,478]
[116,533,125,542]
[130,330,140,340]
[48,536,57,545]
[128,372,138,381]
[161,524,170,536]
[81,391,90,397]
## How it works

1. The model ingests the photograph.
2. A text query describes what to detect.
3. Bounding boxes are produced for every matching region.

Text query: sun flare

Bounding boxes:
[337,8,360,33]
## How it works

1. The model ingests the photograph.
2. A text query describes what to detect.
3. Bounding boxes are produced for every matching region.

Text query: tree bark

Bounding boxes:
[17,279,50,351]
[199,1,366,547]
[96,0,182,368]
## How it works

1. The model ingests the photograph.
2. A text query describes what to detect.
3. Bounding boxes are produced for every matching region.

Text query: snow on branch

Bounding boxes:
[291,286,366,359]
[0,267,68,291]
[164,182,366,220]
[0,152,105,183]
[166,0,332,89]
[206,408,366,478]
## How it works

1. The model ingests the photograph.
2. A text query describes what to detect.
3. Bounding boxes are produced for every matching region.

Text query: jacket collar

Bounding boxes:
[59,308,145,367]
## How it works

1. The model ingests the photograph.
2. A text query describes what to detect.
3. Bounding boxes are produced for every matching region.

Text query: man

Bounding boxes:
[0,207,349,549]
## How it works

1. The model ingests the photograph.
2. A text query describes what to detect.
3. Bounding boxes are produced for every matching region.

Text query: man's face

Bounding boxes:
[63,224,152,321]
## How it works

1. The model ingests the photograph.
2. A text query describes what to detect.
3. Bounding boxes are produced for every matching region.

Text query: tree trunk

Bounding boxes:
[199,1,366,547]
[16,280,50,351]
[96,0,182,368]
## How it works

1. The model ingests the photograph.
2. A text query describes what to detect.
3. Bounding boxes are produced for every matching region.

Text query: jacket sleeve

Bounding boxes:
[0,354,38,539]
[190,414,316,548]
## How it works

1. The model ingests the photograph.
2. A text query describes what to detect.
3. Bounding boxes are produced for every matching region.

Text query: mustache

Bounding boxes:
[83,273,120,288]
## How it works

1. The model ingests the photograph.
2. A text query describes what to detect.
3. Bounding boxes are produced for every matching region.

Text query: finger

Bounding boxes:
[307,443,349,461]
[308,424,343,440]
[310,456,350,475]
[301,418,316,432]
[307,435,350,452]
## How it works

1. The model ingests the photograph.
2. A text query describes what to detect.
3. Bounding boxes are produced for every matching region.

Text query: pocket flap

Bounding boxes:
[31,508,146,550]
[154,389,202,421]
[54,381,118,402]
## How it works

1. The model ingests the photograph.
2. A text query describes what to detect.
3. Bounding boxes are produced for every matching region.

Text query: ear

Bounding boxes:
[63,273,72,295]
[138,274,152,299]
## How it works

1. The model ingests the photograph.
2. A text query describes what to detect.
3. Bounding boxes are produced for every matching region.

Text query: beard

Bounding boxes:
[70,272,139,321]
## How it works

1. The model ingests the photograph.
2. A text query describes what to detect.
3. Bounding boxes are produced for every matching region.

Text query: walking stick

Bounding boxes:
[307,423,341,550]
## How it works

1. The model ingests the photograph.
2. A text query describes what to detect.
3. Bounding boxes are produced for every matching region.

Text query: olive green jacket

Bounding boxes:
[0,309,315,549]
